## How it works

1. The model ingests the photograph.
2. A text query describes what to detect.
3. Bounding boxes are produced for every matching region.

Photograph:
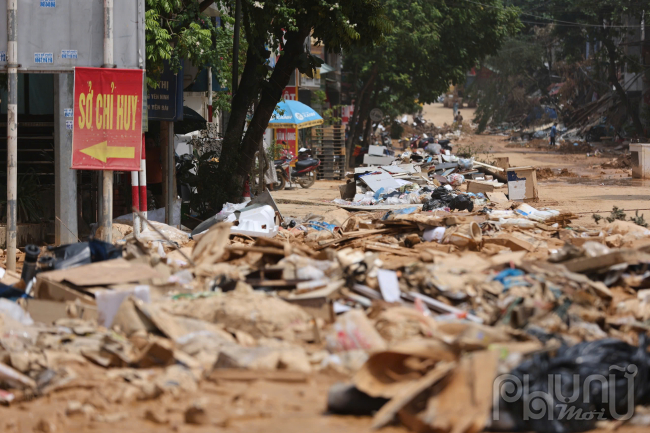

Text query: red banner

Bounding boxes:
[72,67,144,170]
[282,86,297,101]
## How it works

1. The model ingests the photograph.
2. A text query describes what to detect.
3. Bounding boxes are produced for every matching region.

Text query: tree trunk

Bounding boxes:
[604,38,644,136]
[212,41,267,209]
[345,65,378,168]
[353,85,374,144]
[362,90,380,145]
[215,28,311,209]
[345,92,364,168]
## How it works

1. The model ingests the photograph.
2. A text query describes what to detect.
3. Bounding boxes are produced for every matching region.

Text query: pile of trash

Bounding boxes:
[334,145,507,210]
[4,180,650,430]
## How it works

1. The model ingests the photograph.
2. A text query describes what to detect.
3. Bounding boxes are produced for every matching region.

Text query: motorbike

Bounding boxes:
[274,148,320,190]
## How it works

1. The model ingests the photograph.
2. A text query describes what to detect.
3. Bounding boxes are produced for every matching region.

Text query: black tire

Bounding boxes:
[274,169,286,190]
[298,172,316,189]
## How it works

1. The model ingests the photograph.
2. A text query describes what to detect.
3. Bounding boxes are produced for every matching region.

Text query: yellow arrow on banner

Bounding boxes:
[80,141,135,163]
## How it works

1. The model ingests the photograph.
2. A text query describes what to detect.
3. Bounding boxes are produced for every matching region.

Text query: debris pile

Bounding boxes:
[3,182,650,431]
[334,145,509,210]
[601,154,631,169]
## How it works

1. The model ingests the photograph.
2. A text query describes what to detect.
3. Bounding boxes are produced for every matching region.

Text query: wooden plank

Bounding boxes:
[474,160,505,172]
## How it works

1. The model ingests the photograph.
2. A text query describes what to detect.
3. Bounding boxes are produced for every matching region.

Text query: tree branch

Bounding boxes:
[198,0,215,13]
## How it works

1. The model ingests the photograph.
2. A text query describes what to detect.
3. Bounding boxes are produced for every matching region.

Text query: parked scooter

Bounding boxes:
[274,148,320,190]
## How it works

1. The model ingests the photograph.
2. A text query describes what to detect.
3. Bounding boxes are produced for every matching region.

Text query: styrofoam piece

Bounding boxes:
[423,227,446,242]
[363,154,396,166]
[368,145,387,156]
[230,205,278,238]
[377,269,401,303]
[96,285,151,328]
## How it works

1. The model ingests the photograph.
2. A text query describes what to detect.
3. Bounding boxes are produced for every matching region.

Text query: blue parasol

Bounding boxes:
[268,100,324,129]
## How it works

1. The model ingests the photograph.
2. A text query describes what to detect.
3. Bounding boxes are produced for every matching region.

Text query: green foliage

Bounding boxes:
[267,141,285,161]
[313,90,343,125]
[630,210,648,228]
[213,0,393,208]
[343,0,522,122]
[606,206,627,223]
[145,0,231,89]
[594,207,649,228]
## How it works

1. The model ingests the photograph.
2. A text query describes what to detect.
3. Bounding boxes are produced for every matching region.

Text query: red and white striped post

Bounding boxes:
[139,134,148,230]
[131,170,140,234]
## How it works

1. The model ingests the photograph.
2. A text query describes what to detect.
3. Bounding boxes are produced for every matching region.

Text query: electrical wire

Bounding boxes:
[461,0,647,29]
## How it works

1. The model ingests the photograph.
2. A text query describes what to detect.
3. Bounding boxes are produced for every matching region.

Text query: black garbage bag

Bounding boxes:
[423,199,447,211]
[46,239,122,270]
[450,194,474,212]
[422,187,474,212]
[496,337,650,433]
[430,186,452,202]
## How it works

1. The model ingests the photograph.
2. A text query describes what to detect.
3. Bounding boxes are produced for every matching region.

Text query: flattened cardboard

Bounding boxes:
[418,351,499,433]
[39,258,162,287]
[32,276,96,304]
[24,299,98,324]
[486,191,509,203]
[484,234,535,252]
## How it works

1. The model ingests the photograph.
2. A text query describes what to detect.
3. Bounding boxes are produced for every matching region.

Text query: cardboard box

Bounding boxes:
[466,181,494,194]
[506,167,538,202]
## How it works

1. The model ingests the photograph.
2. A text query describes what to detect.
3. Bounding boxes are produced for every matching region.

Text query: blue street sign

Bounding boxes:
[147,60,184,121]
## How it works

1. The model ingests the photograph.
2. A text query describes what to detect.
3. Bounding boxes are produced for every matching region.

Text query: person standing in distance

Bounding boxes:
[549,123,557,147]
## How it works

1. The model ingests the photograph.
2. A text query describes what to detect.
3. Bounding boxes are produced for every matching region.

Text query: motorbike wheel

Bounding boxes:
[273,169,286,190]
[298,172,316,189]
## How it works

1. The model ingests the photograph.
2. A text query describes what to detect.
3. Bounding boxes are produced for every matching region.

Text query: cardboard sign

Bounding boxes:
[72,67,144,170]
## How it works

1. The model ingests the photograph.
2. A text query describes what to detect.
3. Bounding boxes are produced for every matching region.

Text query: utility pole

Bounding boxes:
[100,0,114,242]
[6,0,17,270]
[208,67,213,122]
[165,121,175,226]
